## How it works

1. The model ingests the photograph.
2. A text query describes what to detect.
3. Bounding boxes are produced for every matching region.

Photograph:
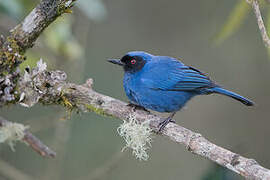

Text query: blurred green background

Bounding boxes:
[0,0,269,179]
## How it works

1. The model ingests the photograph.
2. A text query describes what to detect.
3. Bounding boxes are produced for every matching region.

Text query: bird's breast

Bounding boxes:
[123,73,139,104]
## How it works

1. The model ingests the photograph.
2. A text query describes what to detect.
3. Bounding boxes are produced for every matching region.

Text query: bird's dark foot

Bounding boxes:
[158,118,175,132]
[158,112,176,132]
[127,103,150,113]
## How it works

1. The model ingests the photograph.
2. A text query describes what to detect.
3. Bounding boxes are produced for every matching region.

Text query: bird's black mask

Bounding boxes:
[108,55,146,73]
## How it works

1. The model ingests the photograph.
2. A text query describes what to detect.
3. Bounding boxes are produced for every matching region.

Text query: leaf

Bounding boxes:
[214,1,251,44]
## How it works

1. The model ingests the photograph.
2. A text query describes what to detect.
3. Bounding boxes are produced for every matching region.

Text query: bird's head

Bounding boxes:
[108,51,153,73]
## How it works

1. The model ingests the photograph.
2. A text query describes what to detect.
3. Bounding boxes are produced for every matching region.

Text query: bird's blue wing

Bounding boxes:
[168,66,216,91]
[140,57,216,91]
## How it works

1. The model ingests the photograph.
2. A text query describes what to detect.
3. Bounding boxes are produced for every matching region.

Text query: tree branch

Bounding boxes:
[0,0,75,106]
[247,0,270,48]
[0,0,75,158]
[0,0,269,179]
[16,66,270,180]
[10,0,75,52]
[0,117,56,158]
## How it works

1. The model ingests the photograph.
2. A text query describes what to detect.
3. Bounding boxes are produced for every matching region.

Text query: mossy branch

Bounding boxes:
[15,60,270,179]
[0,0,76,158]
[0,0,76,107]
[0,0,270,179]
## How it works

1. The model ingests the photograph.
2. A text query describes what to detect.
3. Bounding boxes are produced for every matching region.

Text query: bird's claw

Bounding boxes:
[158,117,175,132]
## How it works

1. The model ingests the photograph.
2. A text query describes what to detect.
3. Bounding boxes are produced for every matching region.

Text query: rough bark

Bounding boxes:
[17,67,270,180]
[10,0,75,52]
[0,0,269,179]
[0,0,75,106]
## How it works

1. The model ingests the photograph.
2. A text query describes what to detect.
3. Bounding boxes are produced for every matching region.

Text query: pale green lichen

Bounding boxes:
[0,122,29,151]
[117,113,153,161]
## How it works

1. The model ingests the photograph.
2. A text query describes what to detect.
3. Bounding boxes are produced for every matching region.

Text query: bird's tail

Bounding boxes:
[211,87,254,106]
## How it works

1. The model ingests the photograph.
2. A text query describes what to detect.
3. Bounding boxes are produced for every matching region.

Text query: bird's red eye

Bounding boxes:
[131,59,136,64]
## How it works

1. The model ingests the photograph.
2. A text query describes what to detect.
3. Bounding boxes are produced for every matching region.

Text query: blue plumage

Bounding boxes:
[108,51,254,130]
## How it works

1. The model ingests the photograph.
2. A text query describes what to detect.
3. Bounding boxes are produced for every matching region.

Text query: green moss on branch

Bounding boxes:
[84,104,112,117]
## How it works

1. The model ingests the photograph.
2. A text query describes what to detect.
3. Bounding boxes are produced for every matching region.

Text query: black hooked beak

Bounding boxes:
[107,59,124,66]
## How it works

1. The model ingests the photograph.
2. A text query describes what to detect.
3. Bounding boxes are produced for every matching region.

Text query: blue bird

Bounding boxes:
[108,51,254,131]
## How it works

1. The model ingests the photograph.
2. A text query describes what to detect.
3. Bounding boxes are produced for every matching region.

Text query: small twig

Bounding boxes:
[23,131,56,158]
[247,0,270,47]
[0,117,56,158]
